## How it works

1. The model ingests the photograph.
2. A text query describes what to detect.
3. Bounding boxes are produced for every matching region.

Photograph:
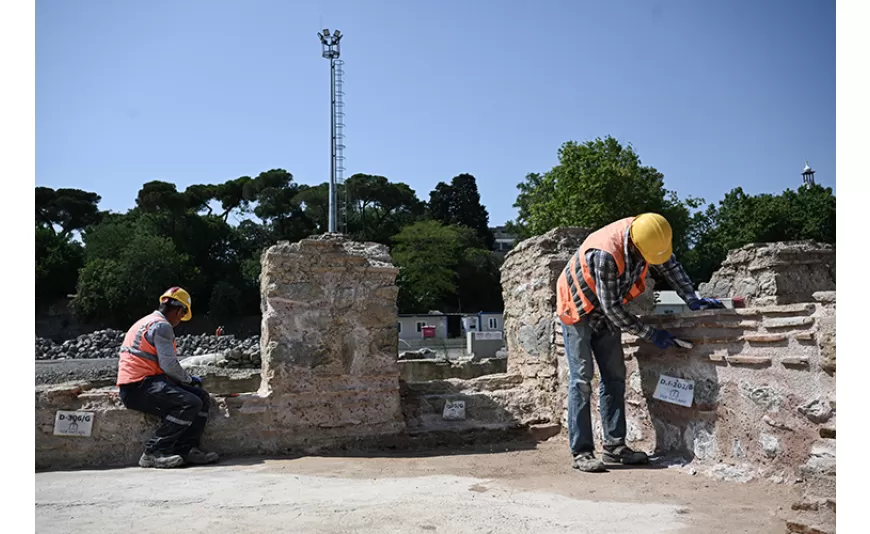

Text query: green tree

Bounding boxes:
[72,233,196,326]
[294,183,331,234]
[36,187,102,237]
[455,248,504,313]
[80,212,139,262]
[136,181,188,216]
[507,136,702,270]
[392,221,501,313]
[35,186,101,307]
[36,226,85,304]
[250,169,313,242]
[345,173,425,243]
[428,174,494,249]
[684,183,836,283]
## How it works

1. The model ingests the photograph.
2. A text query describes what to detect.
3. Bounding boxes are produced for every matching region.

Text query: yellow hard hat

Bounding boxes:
[159,286,192,322]
[630,213,673,265]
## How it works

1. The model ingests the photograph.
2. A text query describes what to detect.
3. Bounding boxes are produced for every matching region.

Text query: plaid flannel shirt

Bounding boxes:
[585,230,699,340]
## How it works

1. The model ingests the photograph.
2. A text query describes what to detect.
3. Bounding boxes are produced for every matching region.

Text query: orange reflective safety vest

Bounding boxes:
[556,217,650,325]
[116,312,176,386]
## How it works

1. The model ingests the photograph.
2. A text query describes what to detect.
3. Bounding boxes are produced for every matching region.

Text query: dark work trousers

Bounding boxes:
[119,375,211,456]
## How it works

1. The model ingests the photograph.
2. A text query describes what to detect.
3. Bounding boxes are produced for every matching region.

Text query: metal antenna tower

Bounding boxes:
[334,59,347,234]
[318,28,346,234]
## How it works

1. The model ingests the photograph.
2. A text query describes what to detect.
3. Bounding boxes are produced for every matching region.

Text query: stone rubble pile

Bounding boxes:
[35,330,261,368]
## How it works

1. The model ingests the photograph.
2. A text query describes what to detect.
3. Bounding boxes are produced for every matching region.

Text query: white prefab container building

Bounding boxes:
[397,314,449,341]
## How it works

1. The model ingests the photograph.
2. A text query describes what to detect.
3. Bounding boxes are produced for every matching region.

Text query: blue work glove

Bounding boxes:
[689,298,725,311]
[650,329,676,350]
[189,375,203,387]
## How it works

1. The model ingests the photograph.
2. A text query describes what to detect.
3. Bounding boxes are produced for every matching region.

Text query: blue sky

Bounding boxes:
[36,0,835,226]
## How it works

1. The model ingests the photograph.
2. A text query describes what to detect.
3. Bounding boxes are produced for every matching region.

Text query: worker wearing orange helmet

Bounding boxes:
[556,214,723,473]
[116,287,219,469]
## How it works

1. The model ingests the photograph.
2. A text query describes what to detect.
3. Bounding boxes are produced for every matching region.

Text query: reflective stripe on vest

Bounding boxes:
[117,312,174,385]
[556,217,649,325]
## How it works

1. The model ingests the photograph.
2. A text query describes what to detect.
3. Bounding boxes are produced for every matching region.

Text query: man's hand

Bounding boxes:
[189,375,203,387]
[650,329,676,350]
[689,298,726,311]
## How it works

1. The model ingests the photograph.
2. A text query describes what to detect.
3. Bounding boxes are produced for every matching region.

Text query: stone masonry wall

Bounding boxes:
[36,235,406,470]
[552,296,835,482]
[499,227,590,426]
[496,231,836,532]
[34,229,837,532]
[699,241,835,306]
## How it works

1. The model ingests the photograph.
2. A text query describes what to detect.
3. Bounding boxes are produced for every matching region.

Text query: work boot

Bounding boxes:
[183,447,219,465]
[602,444,649,465]
[138,452,184,469]
[571,452,606,472]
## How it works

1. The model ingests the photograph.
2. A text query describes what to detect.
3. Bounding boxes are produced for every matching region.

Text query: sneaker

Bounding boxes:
[139,452,184,469]
[571,452,606,472]
[183,447,219,465]
[602,444,649,465]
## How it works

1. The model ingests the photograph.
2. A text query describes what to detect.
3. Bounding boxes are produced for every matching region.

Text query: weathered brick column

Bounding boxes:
[258,234,405,441]
[499,228,590,426]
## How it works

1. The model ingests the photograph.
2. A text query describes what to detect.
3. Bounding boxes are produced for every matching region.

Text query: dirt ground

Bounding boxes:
[35,438,797,534]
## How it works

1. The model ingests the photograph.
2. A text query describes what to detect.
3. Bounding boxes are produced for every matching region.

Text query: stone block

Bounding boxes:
[726,355,772,366]
[759,433,780,458]
[740,383,782,411]
[812,291,836,304]
[785,520,831,534]
[762,317,814,329]
[781,356,810,368]
[798,399,833,424]
[256,235,405,440]
[741,334,787,343]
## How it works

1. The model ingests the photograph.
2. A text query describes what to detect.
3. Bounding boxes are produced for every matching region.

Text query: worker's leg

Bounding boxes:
[172,383,213,457]
[562,318,603,471]
[592,329,648,465]
[591,328,627,446]
[119,375,203,457]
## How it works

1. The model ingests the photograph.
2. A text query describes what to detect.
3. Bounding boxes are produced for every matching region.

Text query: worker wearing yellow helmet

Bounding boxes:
[555,214,724,473]
[116,287,219,469]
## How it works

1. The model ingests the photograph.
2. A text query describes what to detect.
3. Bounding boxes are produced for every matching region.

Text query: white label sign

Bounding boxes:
[442,400,466,421]
[653,375,695,407]
[53,411,95,437]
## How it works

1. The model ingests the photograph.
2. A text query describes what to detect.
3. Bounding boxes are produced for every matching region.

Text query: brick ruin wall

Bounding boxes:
[699,241,835,306]
[35,232,836,533]
[405,231,836,533]
[36,235,406,469]
[499,232,837,533]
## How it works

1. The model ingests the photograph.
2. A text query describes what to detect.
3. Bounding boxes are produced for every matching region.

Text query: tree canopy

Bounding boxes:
[428,173,494,249]
[507,135,835,285]
[392,221,501,313]
[37,169,506,325]
[35,135,835,325]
